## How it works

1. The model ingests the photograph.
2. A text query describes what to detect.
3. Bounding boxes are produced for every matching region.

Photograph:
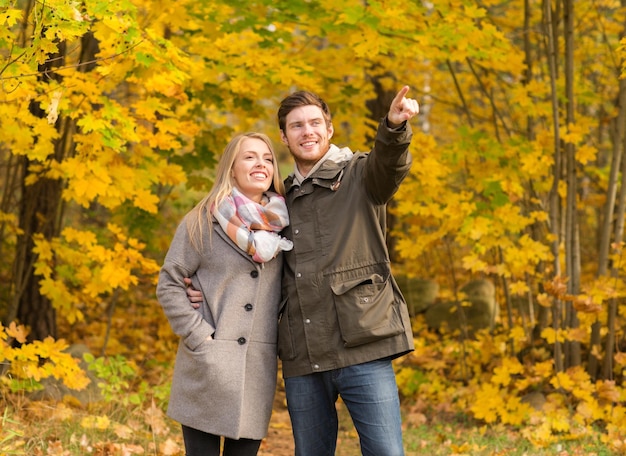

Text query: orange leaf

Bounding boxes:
[6,321,28,343]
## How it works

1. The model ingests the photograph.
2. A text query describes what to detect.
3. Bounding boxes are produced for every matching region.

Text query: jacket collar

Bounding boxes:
[285,144,353,192]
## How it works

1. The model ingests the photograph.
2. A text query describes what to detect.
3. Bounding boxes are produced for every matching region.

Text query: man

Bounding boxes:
[189,86,418,455]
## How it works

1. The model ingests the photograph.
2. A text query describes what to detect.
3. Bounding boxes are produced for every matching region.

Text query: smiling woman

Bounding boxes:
[156,132,292,456]
[231,137,277,203]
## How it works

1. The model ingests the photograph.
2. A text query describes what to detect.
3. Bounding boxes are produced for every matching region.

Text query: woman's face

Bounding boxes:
[231,137,275,202]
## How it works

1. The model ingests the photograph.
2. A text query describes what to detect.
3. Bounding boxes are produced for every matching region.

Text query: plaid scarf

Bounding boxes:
[213,188,293,263]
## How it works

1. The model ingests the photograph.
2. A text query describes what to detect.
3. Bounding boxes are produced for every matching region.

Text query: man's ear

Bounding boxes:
[280,130,288,144]
[328,124,334,139]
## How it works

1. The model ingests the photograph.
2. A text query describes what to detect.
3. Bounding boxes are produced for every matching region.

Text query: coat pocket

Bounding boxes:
[331,268,404,348]
[277,298,297,361]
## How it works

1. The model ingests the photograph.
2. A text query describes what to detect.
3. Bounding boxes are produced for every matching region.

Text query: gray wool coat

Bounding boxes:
[156,213,282,440]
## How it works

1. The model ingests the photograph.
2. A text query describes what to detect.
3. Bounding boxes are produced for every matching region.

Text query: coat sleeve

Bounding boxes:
[156,217,215,350]
[363,118,413,205]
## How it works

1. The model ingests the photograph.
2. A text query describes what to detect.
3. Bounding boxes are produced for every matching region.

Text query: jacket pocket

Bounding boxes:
[277,298,297,360]
[331,268,404,348]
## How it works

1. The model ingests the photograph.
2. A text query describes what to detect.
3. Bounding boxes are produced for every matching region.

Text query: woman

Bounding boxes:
[156,132,292,456]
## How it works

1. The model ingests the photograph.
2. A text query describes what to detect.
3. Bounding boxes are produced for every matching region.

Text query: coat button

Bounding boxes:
[244,303,253,311]
[238,337,246,345]
[250,270,259,278]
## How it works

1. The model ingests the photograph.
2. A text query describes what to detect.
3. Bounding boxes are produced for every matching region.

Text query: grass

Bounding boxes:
[0,384,620,455]
[401,423,614,455]
[332,400,617,456]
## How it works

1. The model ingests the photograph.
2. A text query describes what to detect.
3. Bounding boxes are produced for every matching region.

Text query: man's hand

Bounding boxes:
[387,86,419,128]
[184,277,203,309]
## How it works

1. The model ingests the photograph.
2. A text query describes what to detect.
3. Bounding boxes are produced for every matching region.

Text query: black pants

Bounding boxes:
[182,425,262,456]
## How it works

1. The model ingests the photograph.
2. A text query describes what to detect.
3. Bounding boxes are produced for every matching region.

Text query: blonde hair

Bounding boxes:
[186,132,284,251]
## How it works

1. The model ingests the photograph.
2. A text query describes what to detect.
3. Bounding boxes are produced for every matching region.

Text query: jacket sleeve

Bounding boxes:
[156,217,215,350]
[363,118,413,205]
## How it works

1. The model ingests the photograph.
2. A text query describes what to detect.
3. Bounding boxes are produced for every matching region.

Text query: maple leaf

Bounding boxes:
[615,352,626,367]
[537,293,553,308]
[576,143,598,165]
[144,399,168,436]
[572,295,603,313]
[492,357,524,386]
[6,322,29,344]
[80,415,111,430]
[113,422,134,439]
[160,438,182,456]
[550,372,575,391]
[596,380,620,403]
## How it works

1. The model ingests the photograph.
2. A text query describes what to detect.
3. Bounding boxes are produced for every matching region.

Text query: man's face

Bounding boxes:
[280,105,334,175]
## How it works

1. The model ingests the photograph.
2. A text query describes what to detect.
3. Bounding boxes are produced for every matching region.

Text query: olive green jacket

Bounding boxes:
[278,119,415,378]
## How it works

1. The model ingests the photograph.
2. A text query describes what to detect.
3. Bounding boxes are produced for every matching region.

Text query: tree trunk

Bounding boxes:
[9,24,100,341]
[563,0,582,368]
[543,0,564,372]
[12,131,63,341]
[603,66,626,379]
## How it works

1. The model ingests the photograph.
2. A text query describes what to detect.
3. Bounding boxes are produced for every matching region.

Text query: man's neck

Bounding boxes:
[295,163,314,177]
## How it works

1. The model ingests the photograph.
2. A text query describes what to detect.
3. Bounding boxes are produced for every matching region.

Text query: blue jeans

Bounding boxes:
[284,358,404,456]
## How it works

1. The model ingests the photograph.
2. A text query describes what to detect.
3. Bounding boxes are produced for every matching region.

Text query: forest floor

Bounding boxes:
[257,386,614,456]
[259,394,296,456]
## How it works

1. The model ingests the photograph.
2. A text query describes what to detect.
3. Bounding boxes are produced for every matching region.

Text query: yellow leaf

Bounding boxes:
[561,122,586,145]
[0,8,23,27]
[470,383,503,423]
[450,442,472,453]
[576,144,597,165]
[492,357,524,386]
[508,280,529,296]
[81,415,111,430]
[550,371,575,391]
[541,327,556,343]
[537,293,552,308]
[509,326,527,346]
[133,188,159,213]
[550,413,571,432]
